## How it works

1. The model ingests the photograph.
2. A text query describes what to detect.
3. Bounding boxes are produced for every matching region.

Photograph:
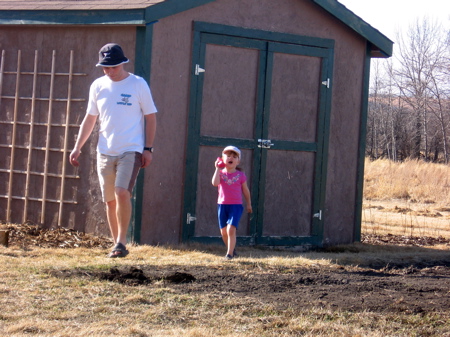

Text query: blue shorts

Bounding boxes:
[217,204,244,229]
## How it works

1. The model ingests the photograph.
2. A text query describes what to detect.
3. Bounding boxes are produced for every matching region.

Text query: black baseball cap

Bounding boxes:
[96,43,129,67]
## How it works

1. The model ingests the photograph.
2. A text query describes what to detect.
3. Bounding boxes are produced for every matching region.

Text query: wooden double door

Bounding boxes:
[183,22,334,246]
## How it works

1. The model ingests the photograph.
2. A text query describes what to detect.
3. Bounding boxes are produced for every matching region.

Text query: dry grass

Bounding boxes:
[363,158,450,238]
[363,158,450,203]
[1,158,450,336]
[0,244,449,337]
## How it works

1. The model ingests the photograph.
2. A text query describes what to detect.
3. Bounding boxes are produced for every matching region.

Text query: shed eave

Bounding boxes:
[0,0,217,26]
[312,0,393,58]
[0,0,394,56]
[0,9,146,25]
[143,0,216,22]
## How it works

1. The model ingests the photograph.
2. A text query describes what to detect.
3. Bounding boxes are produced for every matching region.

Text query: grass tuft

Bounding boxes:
[363,158,450,238]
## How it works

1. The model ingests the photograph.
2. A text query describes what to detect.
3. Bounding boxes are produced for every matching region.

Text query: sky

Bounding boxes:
[338,0,450,42]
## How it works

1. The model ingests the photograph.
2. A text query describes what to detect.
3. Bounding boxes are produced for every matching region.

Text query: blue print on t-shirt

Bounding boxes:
[221,172,241,185]
[118,94,132,106]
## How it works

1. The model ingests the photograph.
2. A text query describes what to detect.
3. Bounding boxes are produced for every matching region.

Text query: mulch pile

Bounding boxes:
[1,222,449,249]
[0,221,113,249]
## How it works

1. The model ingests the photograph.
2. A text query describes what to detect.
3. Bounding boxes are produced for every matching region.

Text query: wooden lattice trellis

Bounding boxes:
[0,49,87,226]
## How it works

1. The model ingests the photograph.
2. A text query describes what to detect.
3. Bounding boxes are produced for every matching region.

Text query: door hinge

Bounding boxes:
[321,78,330,88]
[313,210,322,220]
[258,139,274,149]
[195,64,205,75]
[186,213,197,224]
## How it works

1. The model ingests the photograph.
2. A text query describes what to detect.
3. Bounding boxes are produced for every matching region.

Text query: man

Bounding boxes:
[69,43,157,258]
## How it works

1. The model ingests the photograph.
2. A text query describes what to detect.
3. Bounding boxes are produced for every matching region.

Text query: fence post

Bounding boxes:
[0,230,9,247]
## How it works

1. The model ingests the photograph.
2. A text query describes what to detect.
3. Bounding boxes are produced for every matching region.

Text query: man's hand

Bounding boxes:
[141,150,153,168]
[69,149,81,167]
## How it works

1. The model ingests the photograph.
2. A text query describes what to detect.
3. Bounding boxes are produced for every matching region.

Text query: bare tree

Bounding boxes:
[392,18,449,161]
[367,17,450,163]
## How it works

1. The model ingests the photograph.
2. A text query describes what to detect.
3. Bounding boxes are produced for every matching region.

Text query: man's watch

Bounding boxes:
[144,147,154,153]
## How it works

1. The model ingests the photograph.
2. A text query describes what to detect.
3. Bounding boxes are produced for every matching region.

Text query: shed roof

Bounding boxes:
[0,0,392,57]
[0,0,165,10]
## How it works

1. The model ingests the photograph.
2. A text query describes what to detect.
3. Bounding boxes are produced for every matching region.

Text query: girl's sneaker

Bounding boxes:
[225,254,233,260]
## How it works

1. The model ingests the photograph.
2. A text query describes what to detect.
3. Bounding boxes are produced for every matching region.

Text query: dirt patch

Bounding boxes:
[50,262,450,314]
[4,221,450,315]
[50,267,197,287]
[362,233,450,247]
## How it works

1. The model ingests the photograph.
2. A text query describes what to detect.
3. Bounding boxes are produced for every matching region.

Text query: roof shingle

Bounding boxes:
[0,0,165,10]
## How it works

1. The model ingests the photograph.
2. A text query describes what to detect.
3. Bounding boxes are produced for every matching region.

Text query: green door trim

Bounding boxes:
[255,40,333,245]
[129,23,154,244]
[194,21,335,49]
[312,45,334,239]
[182,22,334,247]
[354,43,372,242]
[181,26,205,242]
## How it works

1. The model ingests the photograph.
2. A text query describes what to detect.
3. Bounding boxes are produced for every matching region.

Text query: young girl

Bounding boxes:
[212,146,252,260]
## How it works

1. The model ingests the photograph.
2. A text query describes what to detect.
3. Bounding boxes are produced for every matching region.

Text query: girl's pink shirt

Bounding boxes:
[217,169,247,204]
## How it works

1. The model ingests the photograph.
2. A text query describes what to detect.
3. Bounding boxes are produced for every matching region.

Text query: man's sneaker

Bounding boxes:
[224,254,233,260]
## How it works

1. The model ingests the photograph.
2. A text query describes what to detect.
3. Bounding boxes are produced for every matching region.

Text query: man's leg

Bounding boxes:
[106,199,118,244]
[114,186,132,245]
[113,152,142,244]
[97,153,118,244]
[107,188,131,257]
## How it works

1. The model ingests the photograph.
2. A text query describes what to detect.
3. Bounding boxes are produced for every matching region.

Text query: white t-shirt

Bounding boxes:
[87,73,157,156]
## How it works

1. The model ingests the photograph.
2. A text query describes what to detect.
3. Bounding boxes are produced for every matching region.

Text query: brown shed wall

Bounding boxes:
[0,0,369,246]
[144,0,367,245]
[0,26,136,236]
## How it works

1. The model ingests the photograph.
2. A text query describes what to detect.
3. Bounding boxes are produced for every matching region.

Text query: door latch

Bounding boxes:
[258,139,274,149]
[186,213,197,224]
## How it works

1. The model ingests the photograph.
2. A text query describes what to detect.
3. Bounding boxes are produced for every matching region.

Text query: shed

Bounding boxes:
[0,0,393,247]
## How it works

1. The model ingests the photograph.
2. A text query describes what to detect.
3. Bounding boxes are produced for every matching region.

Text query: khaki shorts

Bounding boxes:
[97,151,142,202]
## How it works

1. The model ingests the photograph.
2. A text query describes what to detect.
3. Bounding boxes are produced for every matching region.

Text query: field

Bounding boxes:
[0,159,450,336]
[363,158,450,239]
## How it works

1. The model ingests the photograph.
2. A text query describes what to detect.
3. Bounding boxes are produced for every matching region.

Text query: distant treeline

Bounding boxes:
[366,18,450,163]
